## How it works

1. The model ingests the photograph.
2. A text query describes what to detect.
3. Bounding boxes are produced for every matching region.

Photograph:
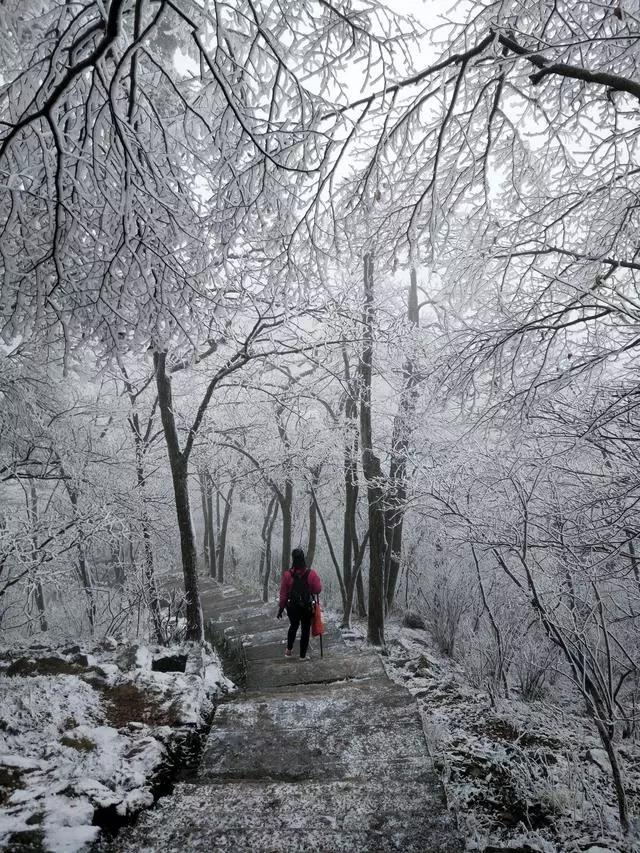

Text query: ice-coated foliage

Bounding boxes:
[0,0,415,354]
[2,0,640,845]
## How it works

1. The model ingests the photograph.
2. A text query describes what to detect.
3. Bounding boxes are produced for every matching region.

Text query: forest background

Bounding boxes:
[2,0,640,842]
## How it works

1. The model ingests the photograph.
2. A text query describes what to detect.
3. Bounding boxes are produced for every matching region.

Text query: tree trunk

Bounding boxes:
[230,545,238,574]
[135,441,164,643]
[198,470,210,574]
[349,425,368,621]
[342,481,353,609]
[128,532,135,571]
[342,418,357,617]
[352,518,368,618]
[114,537,127,587]
[595,718,630,834]
[28,482,47,632]
[360,253,386,645]
[384,512,404,611]
[263,499,279,602]
[385,267,420,610]
[307,496,317,567]
[217,482,235,583]
[67,487,96,634]
[275,406,294,574]
[169,458,201,640]
[625,530,640,594]
[342,528,369,628]
[313,490,347,612]
[56,452,96,634]
[216,487,221,552]
[342,346,366,624]
[472,546,509,697]
[33,578,47,632]
[123,378,164,641]
[306,467,321,567]
[260,496,277,582]
[154,351,203,642]
[206,475,216,579]
[76,531,95,633]
[280,479,293,573]
[259,517,267,585]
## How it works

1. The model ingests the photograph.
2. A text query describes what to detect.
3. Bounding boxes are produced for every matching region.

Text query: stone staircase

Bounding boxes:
[112,577,463,852]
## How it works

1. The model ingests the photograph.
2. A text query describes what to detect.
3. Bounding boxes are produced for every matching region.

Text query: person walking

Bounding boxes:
[277,548,322,660]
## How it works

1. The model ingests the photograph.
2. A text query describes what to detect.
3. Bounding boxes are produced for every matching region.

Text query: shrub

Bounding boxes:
[402,610,427,630]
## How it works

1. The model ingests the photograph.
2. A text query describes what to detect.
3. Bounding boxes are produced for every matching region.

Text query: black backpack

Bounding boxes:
[289,569,313,610]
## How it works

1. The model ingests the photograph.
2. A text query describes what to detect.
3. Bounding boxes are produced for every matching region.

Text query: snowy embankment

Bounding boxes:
[0,639,234,852]
[381,625,639,853]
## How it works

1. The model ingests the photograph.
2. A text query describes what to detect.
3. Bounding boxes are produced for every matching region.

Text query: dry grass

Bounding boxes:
[98,682,179,727]
[60,733,96,752]
[6,657,83,677]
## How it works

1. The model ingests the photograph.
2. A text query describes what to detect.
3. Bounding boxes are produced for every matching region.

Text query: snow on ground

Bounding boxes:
[0,639,234,852]
[377,622,640,853]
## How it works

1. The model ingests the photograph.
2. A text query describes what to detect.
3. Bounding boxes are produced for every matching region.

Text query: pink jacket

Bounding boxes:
[279,566,322,609]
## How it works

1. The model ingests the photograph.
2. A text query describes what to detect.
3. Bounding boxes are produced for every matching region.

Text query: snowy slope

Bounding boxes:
[0,639,233,852]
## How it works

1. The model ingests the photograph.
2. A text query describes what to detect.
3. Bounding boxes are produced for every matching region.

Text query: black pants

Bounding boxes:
[287,605,312,657]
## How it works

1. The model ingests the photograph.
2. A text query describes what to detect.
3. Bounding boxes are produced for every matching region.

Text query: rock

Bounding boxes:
[62,644,82,655]
[465,763,488,779]
[116,645,140,671]
[60,731,96,752]
[83,674,109,689]
[86,665,109,679]
[80,663,111,688]
[5,828,45,849]
[402,610,427,630]
[71,653,96,668]
[484,846,544,853]
[135,646,153,669]
[101,636,118,651]
[586,748,610,771]
[70,778,121,809]
[5,657,36,676]
[416,653,440,676]
[185,646,205,676]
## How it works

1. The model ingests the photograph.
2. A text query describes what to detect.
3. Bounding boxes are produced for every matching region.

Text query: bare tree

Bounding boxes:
[360,253,386,645]
[384,268,420,610]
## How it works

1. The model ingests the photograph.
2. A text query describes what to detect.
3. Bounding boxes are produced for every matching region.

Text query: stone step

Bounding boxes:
[209,613,343,649]
[213,675,416,719]
[202,594,266,613]
[212,612,281,634]
[200,685,429,783]
[182,579,235,598]
[115,779,461,853]
[230,622,342,644]
[243,634,346,661]
[245,651,385,691]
